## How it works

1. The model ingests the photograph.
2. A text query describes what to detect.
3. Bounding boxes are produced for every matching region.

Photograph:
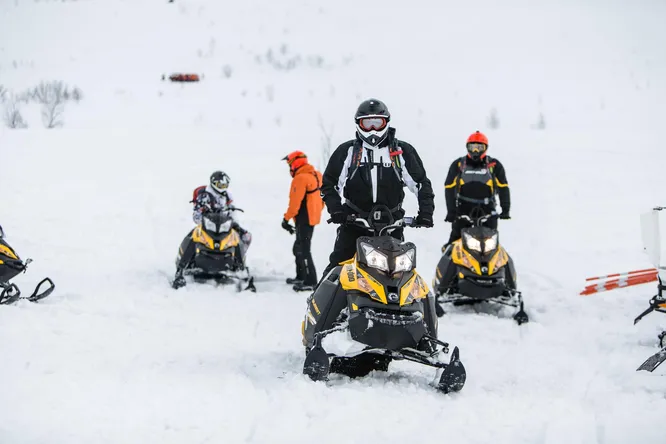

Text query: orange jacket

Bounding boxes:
[284,164,324,226]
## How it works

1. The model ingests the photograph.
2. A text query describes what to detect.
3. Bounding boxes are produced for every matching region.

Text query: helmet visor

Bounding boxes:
[358,117,388,131]
[211,179,228,192]
[466,142,487,155]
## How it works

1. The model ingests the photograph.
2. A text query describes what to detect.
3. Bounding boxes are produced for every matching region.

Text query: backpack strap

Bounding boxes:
[387,127,404,184]
[346,139,364,181]
[306,171,321,194]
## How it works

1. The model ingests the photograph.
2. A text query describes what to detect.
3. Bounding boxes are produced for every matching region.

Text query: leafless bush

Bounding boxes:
[33,80,65,104]
[31,81,67,128]
[42,101,64,128]
[222,64,233,78]
[71,87,83,102]
[318,115,334,170]
[531,113,546,130]
[0,85,6,103]
[3,97,28,129]
[487,108,499,129]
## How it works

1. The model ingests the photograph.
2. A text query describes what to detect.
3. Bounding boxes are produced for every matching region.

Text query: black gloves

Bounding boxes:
[328,211,347,224]
[499,212,511,220]
[414,214,434,228]
[281,218,295,234]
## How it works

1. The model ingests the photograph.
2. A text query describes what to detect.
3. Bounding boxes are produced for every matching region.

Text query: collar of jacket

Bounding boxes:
[292,163,315,176]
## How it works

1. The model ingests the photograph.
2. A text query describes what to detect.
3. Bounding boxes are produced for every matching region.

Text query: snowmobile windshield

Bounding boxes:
[203,212,233,234]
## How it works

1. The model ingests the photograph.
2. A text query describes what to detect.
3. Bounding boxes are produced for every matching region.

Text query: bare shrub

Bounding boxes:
[3,96,28,129]
[487,108,500,129]
[318,115,334,170]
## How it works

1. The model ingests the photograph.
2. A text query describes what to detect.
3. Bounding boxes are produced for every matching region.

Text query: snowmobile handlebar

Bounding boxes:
[349,216,417,236]
[457,211,498,226]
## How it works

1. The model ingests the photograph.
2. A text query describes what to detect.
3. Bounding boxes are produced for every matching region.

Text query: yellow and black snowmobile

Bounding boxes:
[433,213,528,324]
[301,206,466,394]
[173,209,255,292]
[0,225,55,305]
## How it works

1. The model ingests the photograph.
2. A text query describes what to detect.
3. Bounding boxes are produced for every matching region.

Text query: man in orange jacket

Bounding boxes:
[282,151,324,292]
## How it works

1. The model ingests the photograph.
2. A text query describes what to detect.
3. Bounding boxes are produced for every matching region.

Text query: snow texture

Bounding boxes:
[2,0,666,443]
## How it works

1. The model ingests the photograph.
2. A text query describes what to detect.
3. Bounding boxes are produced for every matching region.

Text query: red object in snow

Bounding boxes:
[164,73,201,82]
[580,268,658,295]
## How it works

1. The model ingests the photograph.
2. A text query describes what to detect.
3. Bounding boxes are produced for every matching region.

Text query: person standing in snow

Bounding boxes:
[442,131,511,249]
[172,171,252,289]
[318,98,435,282]
[281,151,324,292]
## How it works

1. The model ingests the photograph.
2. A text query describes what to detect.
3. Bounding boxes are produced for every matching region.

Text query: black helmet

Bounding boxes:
[354,98,391,147]
[210,171,230,193]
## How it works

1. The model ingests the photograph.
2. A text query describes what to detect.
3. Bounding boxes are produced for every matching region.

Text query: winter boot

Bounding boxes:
[293,282,316,292]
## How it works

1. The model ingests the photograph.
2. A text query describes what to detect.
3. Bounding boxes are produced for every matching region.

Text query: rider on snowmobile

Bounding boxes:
[443,131,511,249]
[319,98,435,282]
[172,171,252,288]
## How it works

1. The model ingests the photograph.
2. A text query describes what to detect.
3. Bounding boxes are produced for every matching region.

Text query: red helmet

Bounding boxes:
[282,151,308,176]
[466,131,488,160]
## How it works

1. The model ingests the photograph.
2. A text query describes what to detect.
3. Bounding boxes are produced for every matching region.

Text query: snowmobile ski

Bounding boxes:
[436,346,467,393]
[0,277,55,305]
[436,290,529,325]
[637,347,666,372]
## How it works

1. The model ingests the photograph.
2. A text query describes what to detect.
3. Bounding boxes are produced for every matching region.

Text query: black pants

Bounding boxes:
[446,215,498,245]
[319,224,404,282]
[293,223,317,285]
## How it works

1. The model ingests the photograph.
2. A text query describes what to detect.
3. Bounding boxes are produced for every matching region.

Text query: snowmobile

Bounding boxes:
[0,224,55,305]
[301,205,466,394]
[432,212,528,325]
[173,208,255,292]
[634,276,666,372]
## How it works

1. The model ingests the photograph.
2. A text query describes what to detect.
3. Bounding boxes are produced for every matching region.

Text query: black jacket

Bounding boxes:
[321,129,435,218]
[444,155,510,216]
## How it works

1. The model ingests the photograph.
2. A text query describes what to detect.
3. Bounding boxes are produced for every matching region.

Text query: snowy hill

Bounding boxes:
[2,0,666,443]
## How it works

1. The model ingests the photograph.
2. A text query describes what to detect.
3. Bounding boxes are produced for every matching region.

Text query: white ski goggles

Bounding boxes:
[358,117,388,131]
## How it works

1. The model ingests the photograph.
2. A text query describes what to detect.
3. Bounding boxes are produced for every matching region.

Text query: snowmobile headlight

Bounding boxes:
[463,232,482,252]
[394,248,415,273]
[217,220,232,233]
[204,218,216,232]
[484,234,498,252]
[360,243,389,272]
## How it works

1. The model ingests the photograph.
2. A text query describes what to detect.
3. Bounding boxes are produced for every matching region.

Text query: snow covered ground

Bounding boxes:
[2,0,666,443]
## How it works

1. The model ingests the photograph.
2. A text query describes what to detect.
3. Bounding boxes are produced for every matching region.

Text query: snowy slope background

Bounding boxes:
[2,0,666,443]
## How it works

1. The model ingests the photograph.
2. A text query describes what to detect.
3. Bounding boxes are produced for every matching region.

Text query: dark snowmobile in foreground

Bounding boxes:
[301,206,466,394]
[432,212,528,325]
[173,208,255,292]
[0,225,55,305]
[634,276,666,372]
